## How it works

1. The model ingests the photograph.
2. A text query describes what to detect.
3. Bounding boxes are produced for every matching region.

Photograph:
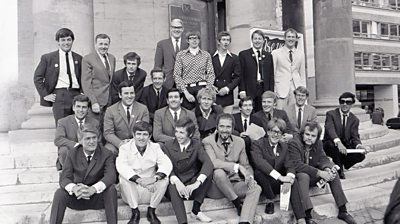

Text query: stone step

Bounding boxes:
[21,116,55,130]
[12,151,57,169]
[8,128,55,144]
[0,133,10,155]
[0,167,59,186]
[359,124,388,140]
[363,129,400,152]
[352,145,400,169]
[0,183,58,206]
[27,104,53,117]
[10,142,57,155]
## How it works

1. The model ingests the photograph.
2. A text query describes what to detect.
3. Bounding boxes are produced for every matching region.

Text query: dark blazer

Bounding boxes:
[194,104,224,139]
[232,113,263,135]
[138,85,168,123]
[238,48,274,98]
[253,109,294,134]
[162,139,213,184]
[110,67,147,105]
[60,145,116,189]
[212,52,241,106]
[33,50,82,107]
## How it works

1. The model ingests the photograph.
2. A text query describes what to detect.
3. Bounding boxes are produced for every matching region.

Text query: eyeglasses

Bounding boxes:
[188,37,199,40]
[171,26,183,29]
[268,129,282,136]
[339,99,354,105]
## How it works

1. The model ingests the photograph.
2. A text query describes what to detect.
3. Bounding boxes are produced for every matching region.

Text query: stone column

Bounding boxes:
[374,85,399,121]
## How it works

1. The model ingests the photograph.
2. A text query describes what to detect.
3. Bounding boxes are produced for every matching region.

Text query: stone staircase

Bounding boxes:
[0,105,399,224]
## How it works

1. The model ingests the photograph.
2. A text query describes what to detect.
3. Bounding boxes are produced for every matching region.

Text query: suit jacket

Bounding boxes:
[286,104,318,134]
[153,106,200,144]
[103,101,149,148]
[323,108,361,148]
[154,38,189,89]
[110,67,147,105]
[81,52,116,107]
[238,48,274,98]
[54,115,100,150]
[60,145,116,189]
[271,46,306,98]
[138,85,168,122]
[162,139,213,184]
[33,50,82,107]
[253,109,294,134]
[212,52,241,106]
[194,104,224,139]
[232,113,263,135]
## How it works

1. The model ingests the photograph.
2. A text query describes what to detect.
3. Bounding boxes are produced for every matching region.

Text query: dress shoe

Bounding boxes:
[235,203,243,216]
[338,212,357,224]
[265,202,274,214]
[128,208,140,224]
[339,171,346,179]
[147,207,161,224]
[190,211,212,222]
[305,217,318,224]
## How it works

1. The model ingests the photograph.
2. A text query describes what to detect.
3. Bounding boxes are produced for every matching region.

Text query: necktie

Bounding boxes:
[305,149,310,164]
[243,119,248,132]
[272,145,277,156]
[79,120,83,130]
[222,142,230,152]
[103,54,110,75]
[289,50,293,63]
[65,52,73,88]
[174,111,178,122]
[256,50,263,80]
[127,106,131,123]
[182,147,185,152]
[128,74,134,82]
[297,107,302,129]
[156,90,161,106]
[87,155,92,164]
[342,114,347,137]
[175,39,180,54]
[267,113,271,121]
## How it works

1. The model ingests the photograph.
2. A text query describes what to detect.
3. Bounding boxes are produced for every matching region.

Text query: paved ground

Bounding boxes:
[316,206,386,224]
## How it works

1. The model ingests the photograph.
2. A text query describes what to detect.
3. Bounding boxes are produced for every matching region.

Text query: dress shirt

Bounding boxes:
[126,70,135,80]
[121,103,133,119]
[171,37,182,52]
[333,109,349,145]
[295,105,304,122]
[73,117,86,147]
[241,115,250,132]
[200,107,212,120]
[56,49,79,89]
[169,108,182,121]
[252,47,262,81]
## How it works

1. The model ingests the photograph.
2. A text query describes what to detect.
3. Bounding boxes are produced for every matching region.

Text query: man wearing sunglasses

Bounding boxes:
[322,92,366,179]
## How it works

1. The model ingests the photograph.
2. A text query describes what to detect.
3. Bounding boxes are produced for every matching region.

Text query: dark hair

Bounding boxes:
[284,28,299,39]
[77,123,99,141]
[73,94,91,108]
[251,30,265,40]
[239,96,254,108]
[216,113,235,131]
[293,86,309,97]
[186,31,201,40]
[175,117,196,138]
[132,121,152,134]
[55,28,74,41]
[95,33,111,43]
[267,118,287,133]
[217,31,231,42]
[338,92,356,104]
[150,68,165,79]
[167,88,183,99]
[118,81,134,94]
[300,121,322,141]
[123,52,141,67]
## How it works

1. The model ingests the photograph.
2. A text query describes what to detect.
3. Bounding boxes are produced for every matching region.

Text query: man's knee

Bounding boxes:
[213,169,228,181]
[103,185,117,198]
[297,172,310,183]
[58,147,69,164]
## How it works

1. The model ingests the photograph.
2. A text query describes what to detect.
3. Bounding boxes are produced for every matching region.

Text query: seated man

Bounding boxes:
[104,81,149,155]
[289,121,356,224]
[162,117,214,223]
[203,113,261,224]
[322,92,366,179]
[153,88,200,144]
[116,121,172,224]
[49,124,117,224]
[54,94,99,170]
[251,118,306,223]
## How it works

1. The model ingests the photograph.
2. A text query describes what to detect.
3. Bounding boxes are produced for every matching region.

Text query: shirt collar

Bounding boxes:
[83,149,95,158]
[339,109,349,117]
[121,103,133,112]
[126,69,135,77]
[171,37,181,42]
[59,49,70,55]
[189,47,200,55]
[96,50,107,59]
[213,50,232,57]
[179,140,191,151]
[169,107,181,116]
[200,107,212,119]
[252,47,262,54]
[295,104,304,112]
[75,116,86,125]
[284,45,296,52]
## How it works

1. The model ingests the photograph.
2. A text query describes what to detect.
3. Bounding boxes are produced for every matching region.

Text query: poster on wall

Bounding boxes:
[169,4,201,39]
[249,28,304,53]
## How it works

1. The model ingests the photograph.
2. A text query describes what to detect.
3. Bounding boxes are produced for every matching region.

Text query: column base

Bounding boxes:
[312,98,369,123]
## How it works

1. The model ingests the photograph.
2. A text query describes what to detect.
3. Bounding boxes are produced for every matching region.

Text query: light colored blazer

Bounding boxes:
[272,46,306,98]
[286,104,318,134]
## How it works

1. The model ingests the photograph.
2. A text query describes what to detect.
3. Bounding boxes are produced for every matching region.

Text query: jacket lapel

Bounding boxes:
[84,149,98,180]
[118,102,130,127]
[94,53,110,81]
[165,109,175,128]
[220,55,232,74]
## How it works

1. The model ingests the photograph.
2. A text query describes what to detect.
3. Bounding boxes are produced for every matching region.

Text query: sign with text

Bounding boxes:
[169,4,201,37]
[249,28,304,53]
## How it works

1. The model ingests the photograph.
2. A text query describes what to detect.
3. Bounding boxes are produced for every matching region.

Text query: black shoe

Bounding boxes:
[147,207,161,224]
[305,217,318,224]
[128,208,140,224]
[265,202,274,214]
[235,203,243,216]
[338,212,357,224]
[339,171,346,179]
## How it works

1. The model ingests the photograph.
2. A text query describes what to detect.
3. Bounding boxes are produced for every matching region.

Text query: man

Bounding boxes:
[289,121,357,224]
[238,29,274,112]
[251,118,306,224]
[253,91,294,141]
[272,28,306,109]
[81,33,116,121]
[212,31,241,113]
[162,118,214,224]
[54,94,99,170]
[138,68,168,124]
[154,18,188,89]
[110,52,146,105]
[323,92,366,179]
[153,88,200,144]
[203,113,261,224]
[286,86,317,135]
[103,81,149,155]
[49,124,117,224]
[174,31,215,110]
[33,28,82,124]
[116,121,172,224]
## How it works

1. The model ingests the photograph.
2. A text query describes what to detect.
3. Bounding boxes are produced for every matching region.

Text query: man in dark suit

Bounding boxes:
[138,68,168,124]
[33,28,82,124]
[289,121,356,224]
[212,31,240,113]
[110,52,147,105]
[54,94,99,170]
[323,92,366,179]
[238,29,274,112]
[162,118,214,224]
[154,18,188,89]
[49,124,117,224]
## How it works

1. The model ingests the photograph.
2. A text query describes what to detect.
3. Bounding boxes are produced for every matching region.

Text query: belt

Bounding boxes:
[55,88,80,91]
[187,81,207,88]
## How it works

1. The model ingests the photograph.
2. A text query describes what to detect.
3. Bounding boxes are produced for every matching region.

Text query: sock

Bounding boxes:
[239,222,250,224]
[339,205,347,213]
[192,201,201,215]
[232,197,241,209]
[305,208,312,219]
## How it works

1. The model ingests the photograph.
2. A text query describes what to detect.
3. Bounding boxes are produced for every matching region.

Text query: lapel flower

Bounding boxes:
[75,60,78,64]
[54,64,59,68]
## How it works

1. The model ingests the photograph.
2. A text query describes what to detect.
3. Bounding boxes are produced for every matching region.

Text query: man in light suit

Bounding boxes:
[238,30,274,112]
[54,94,99,170]
[153,88,200,144]
[212,31,241,113]
[272,28,306,109]
[82,33,116,122]
[203,113,261,224]
[154,19,188,89]
[33,28,82,124]
[104,81,149,155]
[286,86,317,135]
[110,52,147,105]
[49,124,117,224]
[116,121,172,224]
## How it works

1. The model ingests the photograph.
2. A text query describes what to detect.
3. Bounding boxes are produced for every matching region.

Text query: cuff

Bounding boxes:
[155,172,167,180]
[65,183,76,195]
[239,91,246,96]
[233,164,240,173]
[334,138,341,146]
[269,169,282,180]
[197,174,207,184]
[129,175,141,183]
[223,87,230,94]
[92,181,106,194]
[170,175,180,185]
[73,143,80,148]
[356,144,363,149]
[287,173,295,179]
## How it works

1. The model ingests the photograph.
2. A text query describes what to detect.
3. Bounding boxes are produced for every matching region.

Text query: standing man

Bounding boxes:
[154,18,188,89]
[33,28,82,124]
[212,31,241,113]
[323,92,366,179]
[238,30,274,112]
[174,31,215,110]
[110,52,146,105]
[272,28,306,109]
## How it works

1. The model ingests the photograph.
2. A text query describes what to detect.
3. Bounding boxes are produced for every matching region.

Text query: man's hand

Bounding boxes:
[238,165,248,177]
[92,103,101,113]
[186,181,201,196]
[337,142,347,155]
[184,91,195,102]
[137,177,157,187]
[218,87,229,96]
[281,182,291,194]
[245,176,258,189]
[44,94,56,103]
[174,180,189,199]
[239,132,248,138]
[356,144,368,154]
[281,133,293,143]
[72,184,85,198]
[239,92,246,99]
[278,175,294,184]
[318,170,335,182]
[146,183,156,193]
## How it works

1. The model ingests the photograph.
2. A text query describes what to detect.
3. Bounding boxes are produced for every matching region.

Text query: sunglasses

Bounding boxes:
[340,99,354,105]
[171,26,183,29]
[268,129,282,136]
[188,37,199,40]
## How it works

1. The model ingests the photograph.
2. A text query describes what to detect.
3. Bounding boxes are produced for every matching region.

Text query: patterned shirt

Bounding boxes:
[173,48,215,92]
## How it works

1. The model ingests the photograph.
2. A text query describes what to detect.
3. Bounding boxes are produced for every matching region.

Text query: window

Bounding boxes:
[354,52,362,69]
[389,0,400,10]
[380,23,389,37]
[355,52,400,71]
[353,20,369,37]
[392,55,399,70]
[382,55,391,70]
[363,53,372,68]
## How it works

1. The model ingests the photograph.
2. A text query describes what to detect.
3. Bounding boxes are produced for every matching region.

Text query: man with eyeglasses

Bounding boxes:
[322,92,366,179]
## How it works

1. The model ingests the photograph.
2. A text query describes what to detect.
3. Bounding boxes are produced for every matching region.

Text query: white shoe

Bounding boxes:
[191,211,212,222]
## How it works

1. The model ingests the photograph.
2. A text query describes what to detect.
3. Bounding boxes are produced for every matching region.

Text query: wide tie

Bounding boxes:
[87,155,92,165]
[257,50,263,80]
[342,114,347,137]
[174,111,178,122]
[305,149,310,165]
[65,52,73,88]
[222,142,230,152]
[289,50,293,63]
[267,113,271,121]
[127,106,131,123]
[128,74,134,82]
[297,107,302,129]
[175,39,180,54]
[243,119,248,132]
[79,120,83,130]
[103,54,110,76]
